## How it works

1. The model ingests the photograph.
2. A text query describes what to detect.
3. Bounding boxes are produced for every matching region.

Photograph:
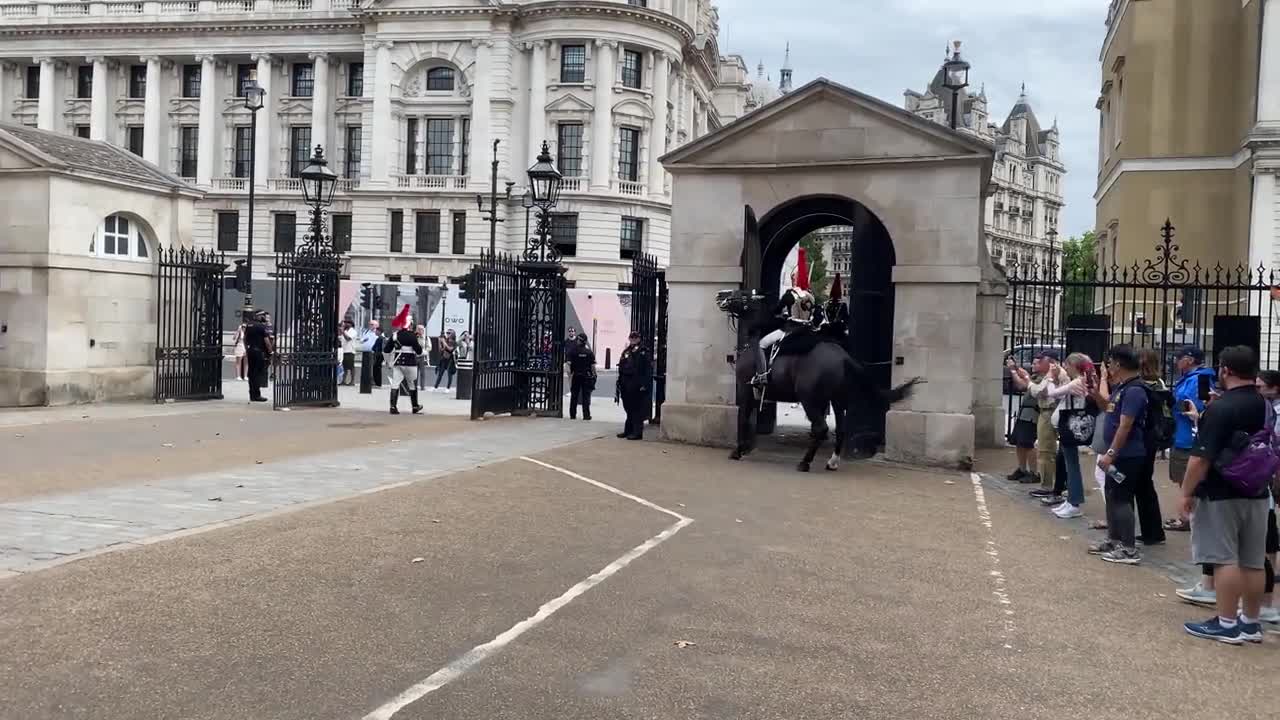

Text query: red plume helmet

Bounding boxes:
[830,273,843,303]
[794,247,810,292]
[391,303,411,330]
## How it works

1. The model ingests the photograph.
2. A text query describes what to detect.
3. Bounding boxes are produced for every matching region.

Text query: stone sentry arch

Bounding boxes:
[658,78,1008,468]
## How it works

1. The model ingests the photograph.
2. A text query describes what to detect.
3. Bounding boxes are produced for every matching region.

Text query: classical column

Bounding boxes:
[36,57,59,131]
[369,41,394,184]
[469,39,492,186]
[0,63,12,125]
[252,53,275,185]
[590,40,617,191]
[309,52,330,160]
[648,53,670,199]
[1259,0,1280,123]
[1250,165,1279,271]
[195,54,219,186]
[87,56,111,141]
[525,41,547,163]
[141,56,167,164]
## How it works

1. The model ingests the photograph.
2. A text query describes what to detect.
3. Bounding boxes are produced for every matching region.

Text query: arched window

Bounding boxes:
[89,214,150,260]
[425,67,455,92]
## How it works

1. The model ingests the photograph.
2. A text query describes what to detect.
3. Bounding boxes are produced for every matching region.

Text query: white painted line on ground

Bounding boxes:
[970,472,1016,650]
[361,458,692,720]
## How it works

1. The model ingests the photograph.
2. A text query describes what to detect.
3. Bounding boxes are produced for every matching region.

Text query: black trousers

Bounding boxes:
[373,355,383,386]
[247,349,268,401]
[621,390,649,438]
[342,353,355,385]
[569,374,592,419]
[1136,451,1166,544]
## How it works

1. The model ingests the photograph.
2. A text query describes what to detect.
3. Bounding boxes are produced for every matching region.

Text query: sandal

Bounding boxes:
[1088,520,1108,531]
[1163,518,1190,532]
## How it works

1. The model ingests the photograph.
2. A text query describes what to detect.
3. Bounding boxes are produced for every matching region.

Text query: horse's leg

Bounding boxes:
[730,380,757,460]
[827,400,846,471]
[797,399,829,473]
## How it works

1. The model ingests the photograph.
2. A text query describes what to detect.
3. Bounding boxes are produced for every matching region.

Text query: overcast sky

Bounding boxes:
[714,0,1105,238]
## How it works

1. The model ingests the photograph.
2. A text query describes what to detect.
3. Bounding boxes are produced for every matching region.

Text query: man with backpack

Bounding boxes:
[1180,346,1274,644]
[1167,346,1218,532]
[1091,344,1155,565]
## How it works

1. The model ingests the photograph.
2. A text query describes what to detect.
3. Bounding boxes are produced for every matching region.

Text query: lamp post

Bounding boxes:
[438,280,448,337]
[940,40,970,131]
[475,139,515,257]
[524,140,564,265]
[298,145,339,248]
[241,80,266,317]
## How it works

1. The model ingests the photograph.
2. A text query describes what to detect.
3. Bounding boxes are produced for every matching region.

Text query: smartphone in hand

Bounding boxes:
[1198,373,1212,402]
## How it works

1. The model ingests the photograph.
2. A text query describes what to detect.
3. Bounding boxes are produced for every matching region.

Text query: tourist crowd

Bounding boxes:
[1008,344,1280,645]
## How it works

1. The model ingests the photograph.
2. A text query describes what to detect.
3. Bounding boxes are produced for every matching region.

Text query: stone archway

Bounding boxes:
[658,78,1007,468]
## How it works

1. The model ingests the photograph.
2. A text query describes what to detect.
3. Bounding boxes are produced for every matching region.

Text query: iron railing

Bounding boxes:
[273,246,341,409]
[155,246,226,402]
[629,253,668,424]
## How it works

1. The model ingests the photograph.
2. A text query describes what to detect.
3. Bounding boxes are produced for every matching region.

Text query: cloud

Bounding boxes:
[714,0,1104,237]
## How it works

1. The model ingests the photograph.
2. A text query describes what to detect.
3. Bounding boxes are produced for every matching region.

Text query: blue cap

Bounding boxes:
[1176,346,1205,363]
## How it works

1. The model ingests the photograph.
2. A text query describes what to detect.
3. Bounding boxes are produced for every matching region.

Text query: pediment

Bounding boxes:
[663,78,994,169]
[546,93,593,113]
[612,98,653,120]
[0,144,44,171]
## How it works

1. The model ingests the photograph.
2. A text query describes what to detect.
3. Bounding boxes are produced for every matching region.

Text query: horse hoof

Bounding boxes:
[797,462,810,472]
[825,461,839,471]
[729,450,742,461]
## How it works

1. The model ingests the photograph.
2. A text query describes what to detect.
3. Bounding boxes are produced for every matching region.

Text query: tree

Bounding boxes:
[798,233,832,305]
[1059,230,1098,322]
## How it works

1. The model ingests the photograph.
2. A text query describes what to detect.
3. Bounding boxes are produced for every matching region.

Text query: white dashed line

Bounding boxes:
[970,472,1016,649]
[361,458,692,720]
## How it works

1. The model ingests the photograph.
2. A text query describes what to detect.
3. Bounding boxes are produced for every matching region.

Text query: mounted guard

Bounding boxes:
[752,247,820,390]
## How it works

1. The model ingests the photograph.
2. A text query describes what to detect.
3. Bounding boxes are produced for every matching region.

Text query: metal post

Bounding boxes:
[245,117,258,312]
[439,283,448,337]
[489,139,500,256]
[949,92,958,131]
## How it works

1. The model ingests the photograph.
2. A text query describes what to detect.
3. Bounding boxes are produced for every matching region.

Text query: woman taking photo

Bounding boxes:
[1046,353,1097,519]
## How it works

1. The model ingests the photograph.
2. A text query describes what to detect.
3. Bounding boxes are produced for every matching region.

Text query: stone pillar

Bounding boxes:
[1250,166,1279,272]
[469,40,493,187]
[36,57,59,131]
[648,53,670,199]
[88,56,111,141]
[195,54,218,186]
[0,63,12,125]
[252,53,275,186]
[525,41,547,162]
[309,52,330,161]
[1259,0,1280,123]
[369,41,394,185]
[590,40,616,191]
[141,55,166,165]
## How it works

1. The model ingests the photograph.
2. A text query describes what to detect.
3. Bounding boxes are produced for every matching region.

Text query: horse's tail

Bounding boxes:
[842,355,924,408]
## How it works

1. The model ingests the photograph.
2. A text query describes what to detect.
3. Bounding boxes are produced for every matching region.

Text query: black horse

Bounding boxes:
[718,290,921,472]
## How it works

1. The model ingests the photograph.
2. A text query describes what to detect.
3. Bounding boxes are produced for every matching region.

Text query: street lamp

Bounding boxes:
[524,141,564,265]
[298,145,339,249]
[474,139,516,257]
[940,40,970,131]
[438,280,449,337]
[241,80,266,317]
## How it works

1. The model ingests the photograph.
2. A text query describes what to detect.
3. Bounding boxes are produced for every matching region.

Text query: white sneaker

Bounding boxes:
[1049,501,1069,513]
[1260,606,1280,625]
[1054,503,1083,519]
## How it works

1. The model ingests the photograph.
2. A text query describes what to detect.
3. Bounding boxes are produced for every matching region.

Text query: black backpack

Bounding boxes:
[1121,380,1176,452]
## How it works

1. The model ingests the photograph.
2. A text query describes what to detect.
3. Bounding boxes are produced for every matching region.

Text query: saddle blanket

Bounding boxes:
[775,330,845,357]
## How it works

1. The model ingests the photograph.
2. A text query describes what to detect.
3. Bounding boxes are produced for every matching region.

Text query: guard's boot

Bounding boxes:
[410,390,422,414]
[389,389,400,415]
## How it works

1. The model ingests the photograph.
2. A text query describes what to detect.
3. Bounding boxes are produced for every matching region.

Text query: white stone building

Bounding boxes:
[0,0,754,290]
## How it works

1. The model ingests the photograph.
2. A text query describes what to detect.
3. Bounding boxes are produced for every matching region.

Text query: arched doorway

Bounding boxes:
[754,195,896,450]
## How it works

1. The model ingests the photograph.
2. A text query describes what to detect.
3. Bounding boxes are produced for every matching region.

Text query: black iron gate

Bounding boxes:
[1005,219,1277,432]
[273,246,342,410]
[155,246,227,403]
[630,253,668,424]
[470,251,567,419]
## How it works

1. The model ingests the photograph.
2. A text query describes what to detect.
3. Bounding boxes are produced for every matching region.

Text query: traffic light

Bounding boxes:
[359,283,373,310]
[459,270,474,302]
[225,259,249,292]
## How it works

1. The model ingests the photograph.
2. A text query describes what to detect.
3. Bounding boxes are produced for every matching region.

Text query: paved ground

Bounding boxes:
[3,421,1279,720]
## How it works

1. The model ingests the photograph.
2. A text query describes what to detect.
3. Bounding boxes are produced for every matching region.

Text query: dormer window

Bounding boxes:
[426,67,455,92]
[90,214,150,260]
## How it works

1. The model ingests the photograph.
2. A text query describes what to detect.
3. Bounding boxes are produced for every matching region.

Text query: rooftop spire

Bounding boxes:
[782,42,791,71]
[779,43,793,94]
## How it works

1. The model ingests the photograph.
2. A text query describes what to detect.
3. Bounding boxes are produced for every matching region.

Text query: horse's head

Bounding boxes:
[714,289,767,319]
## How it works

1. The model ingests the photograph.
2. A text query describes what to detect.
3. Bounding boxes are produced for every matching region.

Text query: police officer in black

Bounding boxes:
[615,330,652,440]
[566,334,596,421]
[242,310,272,403]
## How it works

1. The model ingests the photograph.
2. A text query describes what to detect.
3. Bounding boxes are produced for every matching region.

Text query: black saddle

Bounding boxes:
[774,328,845,357]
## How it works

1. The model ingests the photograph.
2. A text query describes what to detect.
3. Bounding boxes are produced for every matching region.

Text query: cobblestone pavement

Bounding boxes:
[0,408,608,576]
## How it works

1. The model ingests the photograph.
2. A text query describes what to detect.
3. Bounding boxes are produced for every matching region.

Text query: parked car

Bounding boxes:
[1002,343,1064,395]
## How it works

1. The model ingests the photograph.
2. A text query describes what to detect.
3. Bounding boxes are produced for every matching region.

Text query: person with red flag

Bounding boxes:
[387,304,424,415]
[753,247,818,388]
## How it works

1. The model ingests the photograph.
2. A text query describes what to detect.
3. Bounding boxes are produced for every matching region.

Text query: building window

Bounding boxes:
[618,126,640,182]
[405,118,418,175]
[621,50,643,89]
[426,118,454,175]
[128,65,147,99]
[178,126,199,178]
[273,212,296,253]
[389,210,404,253]
[331,213,352,253]
[237,64,255,97]
[91,214,149,259]
[627,0,647,5]
[549,213,578,257]
[415,211,441,253]
[620,217,643,259]
[291,63,314,98]
[75,125,90,139]
[451,212,466,254]
[182,64,201,98]
[426,67,455,92]
[347,62,364,97]
[344,125,361,180]
[126,126,144,156]
[289,126,311,178]
[460,118,470,177]
[216,211,239,251]
[25,65,39,99]
[76,65,92,99]
[233,126,253,178]
[557,123,584,177]
[560,45,586,83]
